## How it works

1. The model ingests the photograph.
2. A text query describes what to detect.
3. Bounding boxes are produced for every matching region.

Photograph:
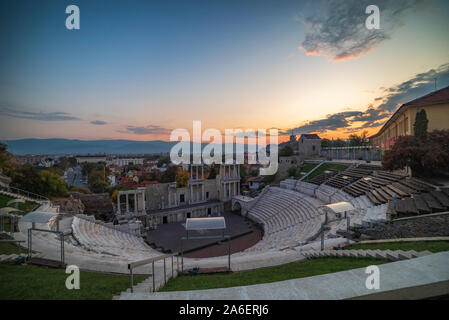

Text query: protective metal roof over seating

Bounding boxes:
[185,217,226,231]
[20,211,56,224]
[322,202,355,213]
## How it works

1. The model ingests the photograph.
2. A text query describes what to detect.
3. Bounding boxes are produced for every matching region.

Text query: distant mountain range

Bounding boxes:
[2,139,177,155]
[1,138,264,156]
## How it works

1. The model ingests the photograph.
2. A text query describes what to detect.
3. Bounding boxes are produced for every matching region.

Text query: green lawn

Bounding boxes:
[1,194,38,233]
[346,241,449,253]
[296,163,319,178]
[0,194,39,216]
[160,257,388,292]
[0,242,27,255]
[304,163,348,181]
[0,263,146,300]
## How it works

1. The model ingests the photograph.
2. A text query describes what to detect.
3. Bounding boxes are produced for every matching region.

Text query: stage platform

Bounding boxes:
[146,212,253,254]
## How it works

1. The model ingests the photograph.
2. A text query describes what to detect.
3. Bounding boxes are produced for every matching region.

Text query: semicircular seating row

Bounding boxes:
[246,187,325,251]
[71,216,161,261]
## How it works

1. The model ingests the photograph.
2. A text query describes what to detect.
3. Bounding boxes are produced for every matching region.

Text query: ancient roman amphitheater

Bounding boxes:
[2,162,449,299]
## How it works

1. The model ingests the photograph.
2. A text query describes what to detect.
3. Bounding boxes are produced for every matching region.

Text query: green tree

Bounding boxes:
[161,165,177,183]
[321,139,332,148]
[88,169,108,193]
[39,170,69,197]
[11,165,68,197]
[279,145,294,157]
[287,166,298,178]
[414,109,428,138]
[207,164,217,179]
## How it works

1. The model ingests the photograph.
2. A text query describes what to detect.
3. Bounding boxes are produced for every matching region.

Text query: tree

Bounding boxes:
[175,168,189,188]
[207,164,217,179]
[287,166,298,178]
[11,165,68,197]
[161,165,177,183]
[279,145,293,157]
[414,109,428,138]
[39,170,69,197]
[348,130,369,147]
[321,139,332,148]
[157,157,170,168]
[88,169,108,193]
[382,130,449,176]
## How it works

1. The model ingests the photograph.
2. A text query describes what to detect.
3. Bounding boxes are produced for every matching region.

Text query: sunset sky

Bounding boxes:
[1,0,449,143]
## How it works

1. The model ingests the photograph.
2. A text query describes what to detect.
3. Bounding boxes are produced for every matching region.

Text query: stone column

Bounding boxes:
[223,183,226,200]
[202,183,205,202]
[134,190,138,214]
[117,193,121,214]
[126,193,129,212]
[142,190,146,213]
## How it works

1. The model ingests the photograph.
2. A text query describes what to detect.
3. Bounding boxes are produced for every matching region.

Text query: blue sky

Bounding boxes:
[1,0,449,141]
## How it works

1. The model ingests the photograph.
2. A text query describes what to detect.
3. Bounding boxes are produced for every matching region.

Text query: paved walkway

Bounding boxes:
[118,251,449,300]
[359,236,449,244]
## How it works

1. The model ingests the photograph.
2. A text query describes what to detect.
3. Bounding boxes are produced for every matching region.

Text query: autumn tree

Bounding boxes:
[382,130,449,177]
[175,168,189,188]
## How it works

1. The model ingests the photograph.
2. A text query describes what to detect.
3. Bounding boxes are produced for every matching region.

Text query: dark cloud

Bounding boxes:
[300,0,418,61]
[286,111,362,135]
[90,120,107,125]
[125,125,172,135]
[0,106,81,121]
[286,63,449,135]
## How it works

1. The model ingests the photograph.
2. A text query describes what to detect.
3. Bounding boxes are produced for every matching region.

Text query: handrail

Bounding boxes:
[0,185,49,202]
[128,252,178,270]
[127,252,179,293]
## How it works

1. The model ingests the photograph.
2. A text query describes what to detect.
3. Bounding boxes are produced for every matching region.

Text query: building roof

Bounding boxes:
[246,176,265,183]
[185,217,226,231]
[300,134,321,140]
[370,85,449,139]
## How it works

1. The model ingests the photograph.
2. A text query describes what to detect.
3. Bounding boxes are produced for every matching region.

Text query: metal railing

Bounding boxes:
[0,185,49,203]
[128,252,179,293]
[28,227,65,265]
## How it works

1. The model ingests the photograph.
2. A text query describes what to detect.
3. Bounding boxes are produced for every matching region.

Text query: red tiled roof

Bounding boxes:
[403,85,449,107]
[300,134,321,140]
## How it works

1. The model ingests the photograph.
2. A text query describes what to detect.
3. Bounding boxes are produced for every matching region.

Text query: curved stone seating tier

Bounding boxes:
[246,187,325,251]
[71,216,160,261]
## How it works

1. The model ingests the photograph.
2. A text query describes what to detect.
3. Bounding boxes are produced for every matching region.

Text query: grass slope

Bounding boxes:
[0,194,39,232]
[0,194,39,215]
[160,257,388,292]
[304,163,348,181]
[347,241,449,253]
[0,242,27,255]
[0,263,146,300]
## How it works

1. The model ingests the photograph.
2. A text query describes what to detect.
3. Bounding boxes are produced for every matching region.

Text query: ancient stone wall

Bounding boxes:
[354,213,449,240]
[71,192,114,221]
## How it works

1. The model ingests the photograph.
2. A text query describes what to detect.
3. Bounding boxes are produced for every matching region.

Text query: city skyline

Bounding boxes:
[1,0,449,143]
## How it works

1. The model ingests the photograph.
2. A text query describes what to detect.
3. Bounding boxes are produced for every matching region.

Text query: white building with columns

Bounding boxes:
[115,163,242,229]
